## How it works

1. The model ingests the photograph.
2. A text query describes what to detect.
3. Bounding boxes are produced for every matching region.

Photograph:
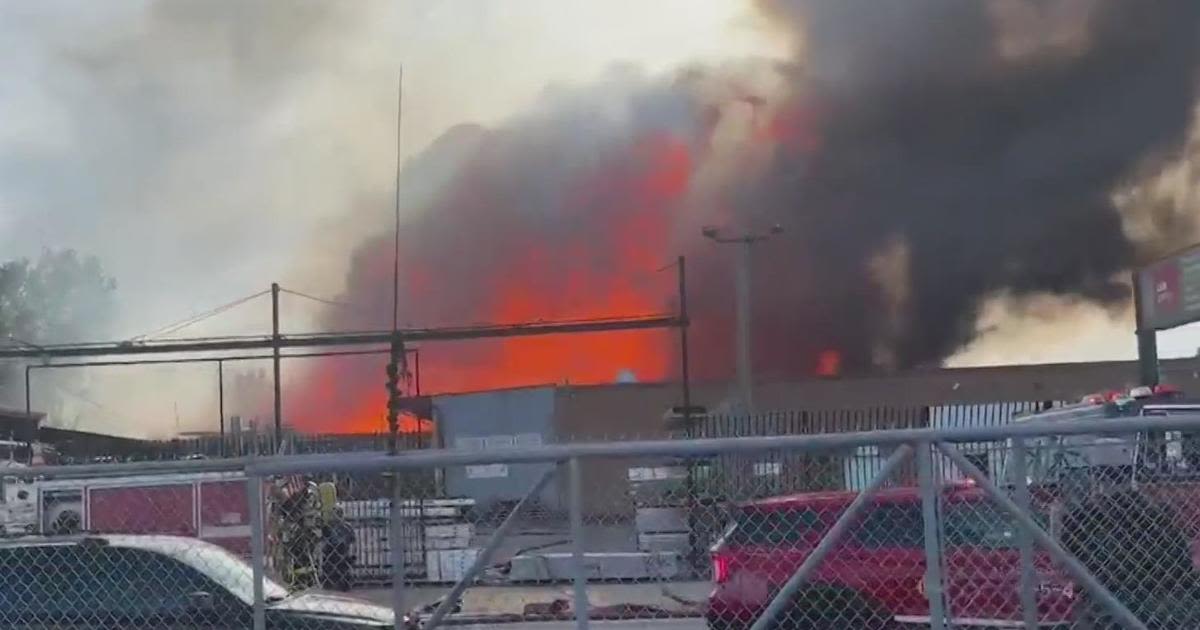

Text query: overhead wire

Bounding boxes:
[128,289,271,342]
[277,288,368,314]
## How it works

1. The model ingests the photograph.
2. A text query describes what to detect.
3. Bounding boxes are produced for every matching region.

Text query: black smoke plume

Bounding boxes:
[749,0,1200,372]
[318,0,1200,403]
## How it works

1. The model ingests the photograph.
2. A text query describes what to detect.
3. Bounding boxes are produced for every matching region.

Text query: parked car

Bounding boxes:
[706,484,1076,629]
[0,534,393,628]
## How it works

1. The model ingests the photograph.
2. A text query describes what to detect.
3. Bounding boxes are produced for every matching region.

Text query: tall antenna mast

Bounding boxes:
[386,67,407,445]
[386,66,408,622]
[392,67,404,332]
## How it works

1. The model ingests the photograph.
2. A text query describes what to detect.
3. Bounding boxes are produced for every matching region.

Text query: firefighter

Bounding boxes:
[276,480,321,589]
[321,506,357,592]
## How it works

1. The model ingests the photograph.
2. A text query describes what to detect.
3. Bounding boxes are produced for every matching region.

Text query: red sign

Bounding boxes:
[1136,245,1200,331]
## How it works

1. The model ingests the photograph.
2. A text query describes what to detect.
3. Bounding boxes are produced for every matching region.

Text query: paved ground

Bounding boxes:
[358,581,711,617]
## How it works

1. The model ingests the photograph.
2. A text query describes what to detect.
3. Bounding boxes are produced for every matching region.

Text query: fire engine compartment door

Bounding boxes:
[86,483,197,536]
[198,479,252,555]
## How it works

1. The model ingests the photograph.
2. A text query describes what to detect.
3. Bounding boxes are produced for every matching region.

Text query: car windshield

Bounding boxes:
[998,434,1140,486]
[158,542,289,603]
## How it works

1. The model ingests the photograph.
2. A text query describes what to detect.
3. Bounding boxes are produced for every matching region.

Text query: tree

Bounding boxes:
[0,250,117,415]
[0,249,117,345]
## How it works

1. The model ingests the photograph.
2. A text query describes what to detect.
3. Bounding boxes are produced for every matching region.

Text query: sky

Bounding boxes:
[0,0,779,435]
[0,0,1197,435]
[0,0,778,340]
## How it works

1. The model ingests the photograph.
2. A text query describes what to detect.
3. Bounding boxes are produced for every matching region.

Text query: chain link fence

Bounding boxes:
[2,415,1200,628]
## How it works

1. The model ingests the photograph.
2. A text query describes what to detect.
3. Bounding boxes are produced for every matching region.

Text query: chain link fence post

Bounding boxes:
[1010,437,1039,628]
[391,478,406,629]
[568,457,590,630]
[915,441,948,630]
[247,473,267,630]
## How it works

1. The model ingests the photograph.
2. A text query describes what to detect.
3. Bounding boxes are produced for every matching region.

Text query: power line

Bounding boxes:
[129,290,271,341]
[277,288,366,313]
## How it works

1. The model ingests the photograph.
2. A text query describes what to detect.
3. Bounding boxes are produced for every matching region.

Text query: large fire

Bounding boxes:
[285,0,1200,433]
[288,132,701,433]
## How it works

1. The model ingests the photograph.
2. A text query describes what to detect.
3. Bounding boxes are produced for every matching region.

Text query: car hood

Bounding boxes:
[269,592,395,627]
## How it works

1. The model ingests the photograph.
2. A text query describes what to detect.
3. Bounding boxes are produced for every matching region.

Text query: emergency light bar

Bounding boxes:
[1080,384,1181,405]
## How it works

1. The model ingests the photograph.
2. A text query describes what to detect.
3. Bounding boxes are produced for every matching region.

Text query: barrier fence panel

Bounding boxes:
[7,413,1200,628]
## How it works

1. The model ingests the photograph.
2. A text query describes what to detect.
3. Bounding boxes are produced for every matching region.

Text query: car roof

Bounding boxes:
[742,483,984,511]
[0,533,222,556]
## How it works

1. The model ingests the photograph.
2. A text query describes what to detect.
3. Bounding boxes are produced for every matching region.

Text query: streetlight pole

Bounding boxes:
[735,239,754,414]
[702,224,782,415]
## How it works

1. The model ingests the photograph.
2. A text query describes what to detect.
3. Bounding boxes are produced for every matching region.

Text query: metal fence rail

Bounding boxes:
[2,413,1200,628]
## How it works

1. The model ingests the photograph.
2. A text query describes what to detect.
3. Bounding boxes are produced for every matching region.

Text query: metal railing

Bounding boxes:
[2,413,1200,628]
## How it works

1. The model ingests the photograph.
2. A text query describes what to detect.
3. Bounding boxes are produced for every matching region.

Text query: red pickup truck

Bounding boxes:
[706,485,1076,629]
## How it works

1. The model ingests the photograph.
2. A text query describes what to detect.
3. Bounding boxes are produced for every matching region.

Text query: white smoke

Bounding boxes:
[0,0,768,436]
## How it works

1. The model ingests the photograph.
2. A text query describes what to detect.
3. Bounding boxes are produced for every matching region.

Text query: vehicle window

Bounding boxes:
[944,503,1018,548]
[89,547,216,617]
[945,501,1050,549]
[849,504,925,548]
[0,545,97,621]
[730,508,823,546]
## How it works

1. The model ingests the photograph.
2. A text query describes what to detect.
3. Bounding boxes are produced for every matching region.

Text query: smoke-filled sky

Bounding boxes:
[2,0,1200,435]
[0,0,773,434]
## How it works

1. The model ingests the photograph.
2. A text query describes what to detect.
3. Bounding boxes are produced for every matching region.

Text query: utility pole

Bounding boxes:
[735,239,753,413]
[389,66,407,630]
[702,224,783,414]
[24,365,32,421]
[678,256,692,429]
[271,282,282,449]
[217,359,225,456]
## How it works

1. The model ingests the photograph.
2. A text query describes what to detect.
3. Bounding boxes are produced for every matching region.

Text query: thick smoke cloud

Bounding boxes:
[2,0,763,434]
[0,0,408,338]
[754,0,1200,368]
[307,0,1200,424]
[0,0,402,434]
[5,0,1199,432]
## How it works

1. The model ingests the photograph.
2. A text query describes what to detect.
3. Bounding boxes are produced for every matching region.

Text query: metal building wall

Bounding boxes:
[433,386,560,513]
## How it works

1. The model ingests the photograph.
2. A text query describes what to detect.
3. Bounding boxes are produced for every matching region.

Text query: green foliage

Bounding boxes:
[0,249,117,344]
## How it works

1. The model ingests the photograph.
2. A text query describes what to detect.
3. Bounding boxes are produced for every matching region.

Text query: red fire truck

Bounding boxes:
[3,471,257,556]
[1006,384,1200,559]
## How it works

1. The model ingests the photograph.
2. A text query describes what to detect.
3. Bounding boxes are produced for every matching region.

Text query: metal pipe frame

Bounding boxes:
[0,315,682,359]
[424,468,558,630]
[915,443,947,630]
[11,413,1200,482]
[748,445,913,630]
[21,347,413,369]
[4,456,254,480]
[246,413,1200,476]
[936,442,1148,630]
